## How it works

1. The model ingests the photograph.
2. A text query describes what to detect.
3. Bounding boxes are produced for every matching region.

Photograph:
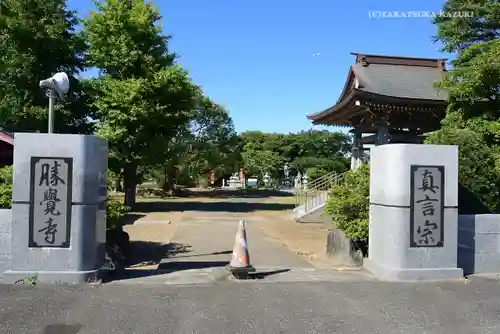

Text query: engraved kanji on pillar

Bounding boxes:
[410,165,445,248]
[29,157,73,248]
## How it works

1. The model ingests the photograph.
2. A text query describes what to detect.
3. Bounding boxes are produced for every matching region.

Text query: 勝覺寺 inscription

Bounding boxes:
[410,165,445,247]
[29,157,73,248]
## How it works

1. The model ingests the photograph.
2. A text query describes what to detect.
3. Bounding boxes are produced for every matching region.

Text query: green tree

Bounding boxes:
[149,96,237,190]
[182,97,238,184]
[238,130,350,180]
[241,145,283,179]
[0,0,93,134]
[88,68,198,205]
[432,1,500,144]
[428,0,500,213]
[426,127,500,213]
[84,0,198,206]
[84,0,175,78]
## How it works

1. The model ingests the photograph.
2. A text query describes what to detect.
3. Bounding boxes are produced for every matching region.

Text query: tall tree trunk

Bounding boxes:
[123,164,137,207]
[166,164,176,193]
[161,163,176,193]
[159,165,168,191]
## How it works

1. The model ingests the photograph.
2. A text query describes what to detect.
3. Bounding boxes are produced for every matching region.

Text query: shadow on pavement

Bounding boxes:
[117,261,229,281]
[126,241,192,267]
[156,261,228,271]
[119,261,229,280]
[179,189,294,199]
[170,250,232,259]
[102,242,235,282]
[122,213,146,226]
[133,201,295,213]
[248,269,291,279]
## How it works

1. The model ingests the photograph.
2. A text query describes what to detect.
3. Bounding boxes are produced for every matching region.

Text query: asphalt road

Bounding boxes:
[1,279,500,333]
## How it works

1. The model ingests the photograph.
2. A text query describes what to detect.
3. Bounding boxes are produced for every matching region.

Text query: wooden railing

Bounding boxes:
[295,170,346,212]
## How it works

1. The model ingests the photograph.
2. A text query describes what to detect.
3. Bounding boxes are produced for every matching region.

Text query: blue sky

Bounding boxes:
[68,0,450,134]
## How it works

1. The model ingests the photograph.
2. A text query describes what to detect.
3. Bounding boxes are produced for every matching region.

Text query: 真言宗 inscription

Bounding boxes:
[29,157,73,248]
[410,165,444,248]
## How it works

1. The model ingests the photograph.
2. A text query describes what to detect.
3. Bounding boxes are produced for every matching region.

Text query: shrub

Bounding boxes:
[324,163,370,243]
[425,127,500,213]
[107,169,118,191]
[106,199,130,229]
[0,166,13,209]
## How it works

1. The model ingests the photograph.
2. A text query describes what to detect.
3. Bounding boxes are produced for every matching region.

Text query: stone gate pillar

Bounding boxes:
[3,133,108,284]
[363,144,463,281]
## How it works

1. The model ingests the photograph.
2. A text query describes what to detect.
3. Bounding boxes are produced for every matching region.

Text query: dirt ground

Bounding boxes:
[119,188,335,270]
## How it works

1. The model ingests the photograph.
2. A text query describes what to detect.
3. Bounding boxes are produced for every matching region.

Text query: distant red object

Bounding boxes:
[210,171,215,185]
[239,168,245,183]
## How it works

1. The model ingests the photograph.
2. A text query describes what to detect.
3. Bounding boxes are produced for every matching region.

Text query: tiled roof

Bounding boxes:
[307,53,449,122]
[352,62,448,101]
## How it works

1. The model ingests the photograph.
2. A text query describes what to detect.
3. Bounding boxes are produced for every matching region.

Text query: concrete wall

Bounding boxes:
[458,214,500,275]
[0,209,12,277]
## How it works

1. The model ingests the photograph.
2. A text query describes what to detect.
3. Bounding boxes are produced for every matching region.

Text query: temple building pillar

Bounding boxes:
[351,128,363,170]
[376,120,389,145]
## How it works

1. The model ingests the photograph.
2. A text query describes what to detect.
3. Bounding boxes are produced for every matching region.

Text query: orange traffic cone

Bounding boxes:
[227,220,255,276]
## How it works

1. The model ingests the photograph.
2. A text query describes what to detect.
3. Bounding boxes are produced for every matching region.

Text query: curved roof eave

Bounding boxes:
[308,90,449,125]
[306,89,362,121]
[358,91,448,104]
[307,67,357,117]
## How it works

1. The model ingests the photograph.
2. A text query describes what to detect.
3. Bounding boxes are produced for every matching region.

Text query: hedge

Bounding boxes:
[324,163,369,243]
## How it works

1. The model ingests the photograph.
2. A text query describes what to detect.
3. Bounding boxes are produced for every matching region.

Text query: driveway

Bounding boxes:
[1,279,500,333]
[119,189,340,283]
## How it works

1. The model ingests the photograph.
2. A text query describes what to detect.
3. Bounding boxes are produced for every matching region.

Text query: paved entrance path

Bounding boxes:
[118,189,372,284]
[167,213,313,268]
[119,212,371,284]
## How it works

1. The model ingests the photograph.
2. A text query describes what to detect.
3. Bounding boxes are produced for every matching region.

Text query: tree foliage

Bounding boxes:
[433,1,500,54]
[84,0,175,78]
[0,0,93,134]
[84,0,199,205]
[433,1,500,125]
[429,0,500,213]
[238,130,351,180]
[149,96,238,190]
[187,97,238,176]
[426,127,500,213]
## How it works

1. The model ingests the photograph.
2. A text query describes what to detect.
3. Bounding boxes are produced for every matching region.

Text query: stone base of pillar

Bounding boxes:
[363,258,463,282]
[2,269,99,284]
